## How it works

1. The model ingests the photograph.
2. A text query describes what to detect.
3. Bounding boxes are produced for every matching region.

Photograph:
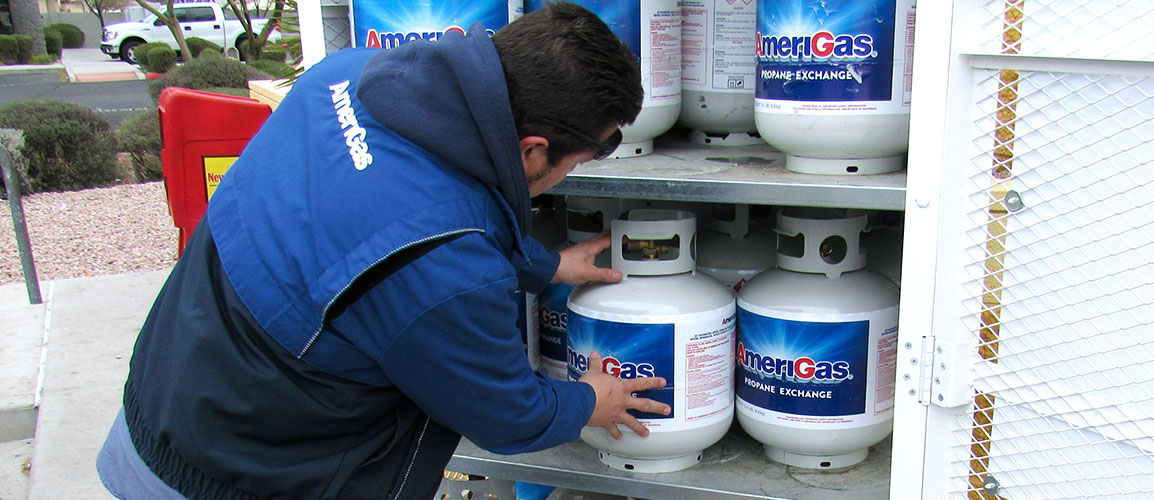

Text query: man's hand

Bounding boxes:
[553,231,622,285]
[579,352,671,440]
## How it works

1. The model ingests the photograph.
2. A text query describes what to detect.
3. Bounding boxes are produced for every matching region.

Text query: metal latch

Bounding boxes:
[915,337,973,407]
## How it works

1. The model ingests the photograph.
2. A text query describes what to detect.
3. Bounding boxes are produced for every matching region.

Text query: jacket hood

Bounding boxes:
[355,23,531,235]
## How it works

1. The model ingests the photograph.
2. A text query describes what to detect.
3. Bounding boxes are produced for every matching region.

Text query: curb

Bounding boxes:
[0,64,68,81]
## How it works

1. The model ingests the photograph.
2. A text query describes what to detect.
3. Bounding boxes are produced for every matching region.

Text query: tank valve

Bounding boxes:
[626,239,670,259]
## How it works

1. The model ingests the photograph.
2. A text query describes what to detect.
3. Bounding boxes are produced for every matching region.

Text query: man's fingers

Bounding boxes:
[587,351,603,370]
[600,268,623,283]
[629,397,671,416]
[619,414,650,438]
[585,233,612,252]
[602,422,623,440]
[624,376,667,392]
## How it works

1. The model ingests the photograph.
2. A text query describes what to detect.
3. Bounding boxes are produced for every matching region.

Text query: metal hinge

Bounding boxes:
[915,336,973,407]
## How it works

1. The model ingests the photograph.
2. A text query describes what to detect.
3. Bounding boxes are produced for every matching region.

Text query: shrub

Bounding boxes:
[0,129,31,197]
[116,109,162,182]
[0,100,118,193]
[133,41,169,67]
[142,45,176,73]
[185,37,222,58]
[259,47,285,62]
[148,56,272,103]
[31,54,59,64]
[245,59,295,79]
[202,87,250,98]
[238,39,263,60]
[42,28,63,57]
[46,23,84,48]
[0,35,16,65]
[13,34,32,63]
[198,48,223,59]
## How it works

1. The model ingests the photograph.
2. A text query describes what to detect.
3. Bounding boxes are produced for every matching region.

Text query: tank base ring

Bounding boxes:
[597,449,702,473]
[687,130,764,147]
[785,154,905,175]
[766,445,869,469]
[609,140,654,159]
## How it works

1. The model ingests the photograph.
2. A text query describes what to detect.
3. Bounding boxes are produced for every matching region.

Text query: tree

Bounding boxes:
[9,0,46,56]
[135,0,190,58]
[83,0,126,30]
[224,0,285,60]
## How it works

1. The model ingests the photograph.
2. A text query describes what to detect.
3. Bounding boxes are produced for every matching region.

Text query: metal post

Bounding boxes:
[1,145,42,304]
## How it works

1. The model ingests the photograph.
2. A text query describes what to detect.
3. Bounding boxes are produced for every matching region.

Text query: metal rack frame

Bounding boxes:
[448,130,908,499]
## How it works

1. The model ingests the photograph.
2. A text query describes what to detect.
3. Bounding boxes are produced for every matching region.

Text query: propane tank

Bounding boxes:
[352,0,523,49]
[753,0,916,174]
[537,197,644,380]
[568,209,735,473]
[555,0,680,158]
[697,204,776,293]
[735,208,899,469]
[530,195,567,250]
[678,0,761,146]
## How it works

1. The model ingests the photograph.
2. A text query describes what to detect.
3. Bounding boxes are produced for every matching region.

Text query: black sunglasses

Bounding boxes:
[536,117,622,161]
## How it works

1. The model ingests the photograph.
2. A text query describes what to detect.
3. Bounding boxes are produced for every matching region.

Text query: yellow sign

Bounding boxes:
[203,156,238,200]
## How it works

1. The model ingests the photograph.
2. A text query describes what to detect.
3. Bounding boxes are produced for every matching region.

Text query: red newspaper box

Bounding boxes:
[159,87,272,255]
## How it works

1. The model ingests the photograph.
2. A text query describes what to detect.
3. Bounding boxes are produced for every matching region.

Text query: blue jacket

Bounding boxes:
[122,27,594,499]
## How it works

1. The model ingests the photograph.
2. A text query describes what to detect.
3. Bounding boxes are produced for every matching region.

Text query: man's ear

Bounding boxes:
[520,135,550,178]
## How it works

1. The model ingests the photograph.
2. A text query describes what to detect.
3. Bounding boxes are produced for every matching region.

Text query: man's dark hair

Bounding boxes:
[493,1,643,165]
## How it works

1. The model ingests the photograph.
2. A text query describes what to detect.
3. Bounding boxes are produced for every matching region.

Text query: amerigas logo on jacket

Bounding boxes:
[329,80,374,170]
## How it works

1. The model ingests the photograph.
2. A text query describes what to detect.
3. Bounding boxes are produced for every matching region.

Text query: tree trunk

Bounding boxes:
[135,0,190,58]
[9,0,47,56]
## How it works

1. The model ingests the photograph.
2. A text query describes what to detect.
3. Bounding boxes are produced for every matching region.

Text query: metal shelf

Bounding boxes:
[447,428,892,500]
[547,134,908,211]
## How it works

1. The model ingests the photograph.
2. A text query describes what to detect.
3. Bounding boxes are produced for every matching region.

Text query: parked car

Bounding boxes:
[100,2,281,63]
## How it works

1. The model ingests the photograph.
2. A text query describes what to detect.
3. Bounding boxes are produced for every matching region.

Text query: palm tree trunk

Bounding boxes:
[9,0,46,55]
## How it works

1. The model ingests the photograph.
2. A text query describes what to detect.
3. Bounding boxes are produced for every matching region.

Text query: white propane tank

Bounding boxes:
[679,0,761,146]
[735,208,899,469]
[697,204,776,293]
[351,0,523,49]
[563,0,681,158]
[568,209,735,473]
[516,289,541,371]
[753,0,916,175]
[537,197,644,380]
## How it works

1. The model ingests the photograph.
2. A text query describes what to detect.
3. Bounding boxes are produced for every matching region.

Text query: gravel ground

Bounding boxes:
[0,182,179,286]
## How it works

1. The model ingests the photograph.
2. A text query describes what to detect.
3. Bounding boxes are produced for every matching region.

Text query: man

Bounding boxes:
[96,3,669,498]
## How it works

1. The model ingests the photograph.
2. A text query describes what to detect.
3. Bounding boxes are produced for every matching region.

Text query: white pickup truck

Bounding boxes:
[100,2,280,63]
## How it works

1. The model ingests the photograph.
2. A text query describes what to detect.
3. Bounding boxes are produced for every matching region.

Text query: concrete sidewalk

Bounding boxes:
[0,269,171,499]
[61,48,145,83]
[0,48,144,83]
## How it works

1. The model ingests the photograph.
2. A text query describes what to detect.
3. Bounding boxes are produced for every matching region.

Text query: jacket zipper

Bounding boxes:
[296,228,484,358]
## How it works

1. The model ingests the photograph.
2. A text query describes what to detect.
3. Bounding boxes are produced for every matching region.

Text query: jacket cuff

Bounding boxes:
[513,236,560,293]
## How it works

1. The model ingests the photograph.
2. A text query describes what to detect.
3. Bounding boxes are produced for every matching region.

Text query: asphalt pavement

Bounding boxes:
[0,48,152,127]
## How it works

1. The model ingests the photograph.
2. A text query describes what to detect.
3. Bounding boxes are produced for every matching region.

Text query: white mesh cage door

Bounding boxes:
[945,1,1154,498]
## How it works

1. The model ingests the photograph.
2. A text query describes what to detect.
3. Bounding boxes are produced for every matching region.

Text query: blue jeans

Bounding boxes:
[95,408,186,499]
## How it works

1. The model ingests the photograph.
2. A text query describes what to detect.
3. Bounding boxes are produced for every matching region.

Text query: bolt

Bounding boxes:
[938,394,945,402]
[983,475,1001,496]
[908,389,916,396]
[903,374,911,381]
[1005,190,1024,212]
[904,342,913,349]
